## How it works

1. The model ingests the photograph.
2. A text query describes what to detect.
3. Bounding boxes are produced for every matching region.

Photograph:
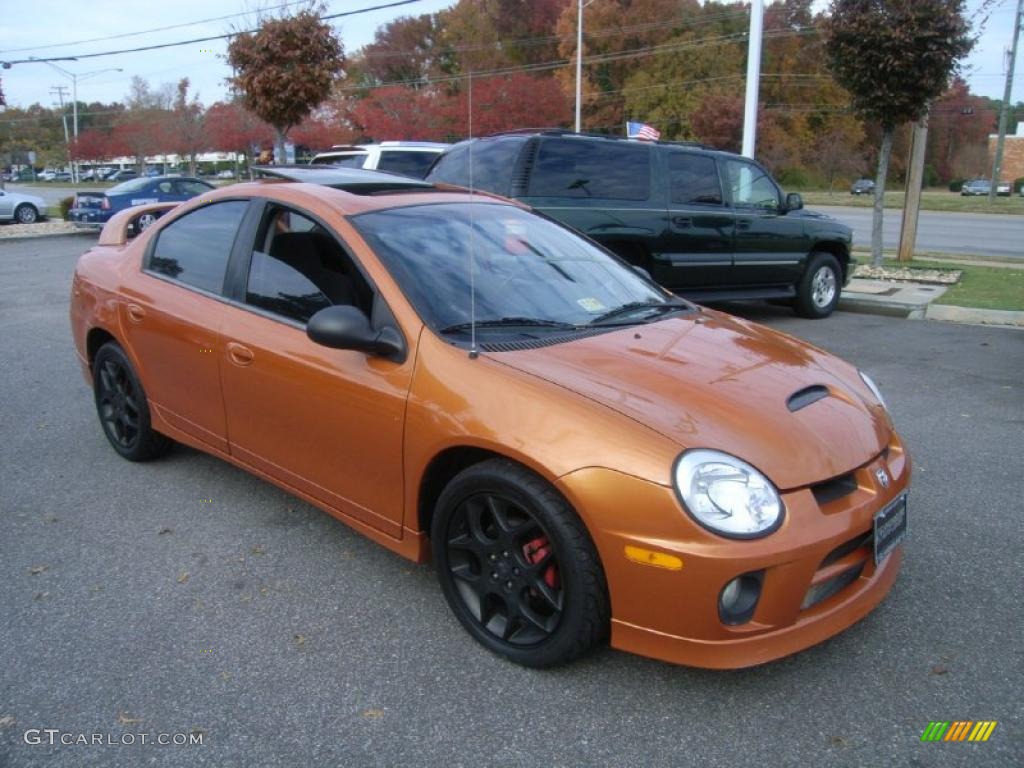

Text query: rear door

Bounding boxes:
[0,191,13,218]
[520,137,665,269]
[722,157,807,287]
[123,199,253,453]
[658,149,735,289]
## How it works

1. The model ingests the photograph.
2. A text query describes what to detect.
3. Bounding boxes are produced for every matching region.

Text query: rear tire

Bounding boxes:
[93,342,172,461]
[431,459,610,668]
[794,252,842,319]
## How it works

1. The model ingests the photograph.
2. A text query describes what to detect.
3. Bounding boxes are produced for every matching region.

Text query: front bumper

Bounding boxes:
[556,433,910,669]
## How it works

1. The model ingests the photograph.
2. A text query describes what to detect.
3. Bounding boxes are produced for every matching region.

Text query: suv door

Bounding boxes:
[658,149,735,289]
[217,204,413,537]
[722,157,808,287]
[131,200,252,452]
[519,137,665,270]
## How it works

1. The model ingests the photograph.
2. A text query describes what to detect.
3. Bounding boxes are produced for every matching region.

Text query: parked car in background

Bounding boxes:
[52,172,72,183]
[427,131,854,318]
[69,176,214,230]
[70,165,909,669]
[216,169,236,179]
[0,188,47,224]
[37,170,57,182]
[310,141,448,179]
[997,181,1011,196]
[850,178,875,195]
[106,169,138,183]
[959,178,1010,196]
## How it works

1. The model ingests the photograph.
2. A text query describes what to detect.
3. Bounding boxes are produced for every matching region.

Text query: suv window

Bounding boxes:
[377,150,438,179]
[528,138,651,201]
[668,152,723,205]
[245,208,366,324]
[427,143,471,187]
[175,180,212,196]
[314,153,368,168]
[724,159,780,210]
[148,200,248,294]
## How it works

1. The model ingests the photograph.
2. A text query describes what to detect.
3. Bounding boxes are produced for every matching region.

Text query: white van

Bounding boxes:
[310,141,448,179]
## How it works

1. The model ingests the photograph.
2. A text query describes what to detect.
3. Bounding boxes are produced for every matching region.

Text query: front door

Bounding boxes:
[722,158,808,288]
[123,199,251,453]
[657,150,735,290]
[218,205,413,537]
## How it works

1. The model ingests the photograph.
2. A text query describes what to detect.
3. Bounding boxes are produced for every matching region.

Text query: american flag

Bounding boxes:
[627,121,661,141]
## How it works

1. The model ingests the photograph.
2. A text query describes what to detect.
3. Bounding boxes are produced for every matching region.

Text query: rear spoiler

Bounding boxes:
[98,201,181,246]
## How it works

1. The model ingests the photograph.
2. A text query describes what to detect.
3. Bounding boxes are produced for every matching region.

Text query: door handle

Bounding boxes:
[125,303,146,323]
[226,342,254,367]
[672,216,692,229]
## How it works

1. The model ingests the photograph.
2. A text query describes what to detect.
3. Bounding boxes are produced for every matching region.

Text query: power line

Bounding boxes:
[0,0,312,55]
[1,0,425,66]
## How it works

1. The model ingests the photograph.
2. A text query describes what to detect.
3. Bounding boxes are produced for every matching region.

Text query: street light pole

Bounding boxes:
[575,0,596,133]
[741,0,765,158]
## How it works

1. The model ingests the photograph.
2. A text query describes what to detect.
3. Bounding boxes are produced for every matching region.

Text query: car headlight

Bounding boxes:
[859,370,887,410]
[673,450,784,538]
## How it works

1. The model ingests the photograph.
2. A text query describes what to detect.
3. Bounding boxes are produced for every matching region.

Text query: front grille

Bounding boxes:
[812,472,859,507]
[801,563,865,611]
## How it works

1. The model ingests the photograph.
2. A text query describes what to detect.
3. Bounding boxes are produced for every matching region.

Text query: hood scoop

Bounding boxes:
[787,384,830,412]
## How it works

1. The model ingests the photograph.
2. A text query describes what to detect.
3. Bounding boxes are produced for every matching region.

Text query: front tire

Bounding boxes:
[794,252,842,319]
[15,204,38,224]
[431,459,609,668]
[93,342,172,461]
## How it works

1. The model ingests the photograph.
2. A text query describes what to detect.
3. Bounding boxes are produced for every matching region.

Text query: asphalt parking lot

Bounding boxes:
[1,236,1021,768]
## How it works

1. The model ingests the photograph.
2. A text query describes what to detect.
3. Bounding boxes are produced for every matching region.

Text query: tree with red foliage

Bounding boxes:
[70,128,115,162]
[447,73,572,136]
[290,113,357,153]
[348,85,457,141]
[205,101,274,174]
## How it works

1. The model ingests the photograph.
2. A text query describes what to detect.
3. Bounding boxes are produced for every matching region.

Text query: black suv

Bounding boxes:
[426,131,854,318]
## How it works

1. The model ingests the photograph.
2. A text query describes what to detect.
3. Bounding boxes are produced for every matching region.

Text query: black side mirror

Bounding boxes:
[307,305,403,359]
[785,192,803,211]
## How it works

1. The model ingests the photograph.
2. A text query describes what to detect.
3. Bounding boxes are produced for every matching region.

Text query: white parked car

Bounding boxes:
[0,188,46,223]
[215,169,236,179]
[310,141,448,179]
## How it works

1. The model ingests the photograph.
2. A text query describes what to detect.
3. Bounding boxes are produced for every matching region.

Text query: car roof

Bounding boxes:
[221,165,519,216]
[323,142,448,151]
[454,129,754,159]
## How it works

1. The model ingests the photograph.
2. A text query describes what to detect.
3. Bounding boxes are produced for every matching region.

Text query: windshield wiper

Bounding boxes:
[588,300,692,326]
[439,317,580,334]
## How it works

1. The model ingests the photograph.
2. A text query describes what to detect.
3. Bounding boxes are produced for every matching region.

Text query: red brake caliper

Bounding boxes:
[523,536,560,589]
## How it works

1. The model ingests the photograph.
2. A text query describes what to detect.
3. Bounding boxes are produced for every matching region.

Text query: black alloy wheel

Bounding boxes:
[93,342,172,461]
[432,459,609,667]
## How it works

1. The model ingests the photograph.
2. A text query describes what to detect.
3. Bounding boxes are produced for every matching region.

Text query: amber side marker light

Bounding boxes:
[624,546,683,571]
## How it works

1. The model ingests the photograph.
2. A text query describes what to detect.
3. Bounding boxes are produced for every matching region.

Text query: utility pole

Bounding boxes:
[741,0,765,158]
[989,0,1023,202]
[51,85,71,176]
[898,114,929,263]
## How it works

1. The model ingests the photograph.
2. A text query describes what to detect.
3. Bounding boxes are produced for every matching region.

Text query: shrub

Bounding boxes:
[776,167,812,189]
[1014,177,1024,194]
[59,196,75,220]
[948,179,965,193]
[923,163,939,188]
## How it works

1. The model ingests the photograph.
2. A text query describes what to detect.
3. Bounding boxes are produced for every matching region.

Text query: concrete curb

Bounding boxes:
[839,279,947,319]
[0,230,98,245]
[925,304,1024,328]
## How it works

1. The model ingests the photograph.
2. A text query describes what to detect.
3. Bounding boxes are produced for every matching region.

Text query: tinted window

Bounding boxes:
[109,177,151,195]
[148,201,248,293]
[426,143,470,186]
[668,153,722,205]
[245,250,333,324]
[724,159,780,209]
[528,139,651,201]
[352,203,671,332]
[377,151,439,179]
[315,153,367,168]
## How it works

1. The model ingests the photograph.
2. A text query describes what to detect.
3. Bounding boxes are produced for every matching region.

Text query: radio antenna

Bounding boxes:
[467,69,479,360]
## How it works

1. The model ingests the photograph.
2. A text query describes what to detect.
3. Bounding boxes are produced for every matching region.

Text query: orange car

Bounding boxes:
[70,167,910,669]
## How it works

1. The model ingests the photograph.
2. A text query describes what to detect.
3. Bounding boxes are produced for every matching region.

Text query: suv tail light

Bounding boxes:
[101,197,110,210]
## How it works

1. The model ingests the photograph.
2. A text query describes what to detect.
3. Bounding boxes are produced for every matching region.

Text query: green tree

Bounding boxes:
[826,0,972,264]
[227,6,345,162]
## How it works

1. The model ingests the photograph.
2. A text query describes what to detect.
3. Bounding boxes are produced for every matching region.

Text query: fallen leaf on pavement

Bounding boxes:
[29,565,48,575]
[177,571,190,584]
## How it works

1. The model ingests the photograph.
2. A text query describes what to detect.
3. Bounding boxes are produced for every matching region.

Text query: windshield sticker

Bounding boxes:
[577,297,606,313]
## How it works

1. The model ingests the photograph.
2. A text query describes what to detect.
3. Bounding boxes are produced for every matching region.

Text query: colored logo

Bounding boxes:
[921,721,997,742]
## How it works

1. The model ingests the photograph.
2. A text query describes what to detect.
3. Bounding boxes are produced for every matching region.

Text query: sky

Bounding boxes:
[0,0,1020,111]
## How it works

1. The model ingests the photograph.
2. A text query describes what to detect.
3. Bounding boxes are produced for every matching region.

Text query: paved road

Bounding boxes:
[815,205,1024,259]
[1,238,1022,767]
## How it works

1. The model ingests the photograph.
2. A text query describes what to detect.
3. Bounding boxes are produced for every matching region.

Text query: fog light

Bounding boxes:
[718,571,763,625]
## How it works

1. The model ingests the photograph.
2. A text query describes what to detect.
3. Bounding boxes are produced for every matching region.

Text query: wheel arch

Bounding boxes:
[85,326,120,370]
[809,241,850,281]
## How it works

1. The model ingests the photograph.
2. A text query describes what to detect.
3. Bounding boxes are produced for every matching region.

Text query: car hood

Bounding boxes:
[491,310,890,490]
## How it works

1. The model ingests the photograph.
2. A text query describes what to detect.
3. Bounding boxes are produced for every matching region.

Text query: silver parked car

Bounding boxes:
[0,188,46,224]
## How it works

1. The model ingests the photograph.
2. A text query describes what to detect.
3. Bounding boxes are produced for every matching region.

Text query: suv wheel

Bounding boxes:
[794,252,842,319]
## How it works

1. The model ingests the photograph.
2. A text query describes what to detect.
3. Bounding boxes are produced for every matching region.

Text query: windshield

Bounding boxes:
[109,177,150,195]
[351,203,680,335]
